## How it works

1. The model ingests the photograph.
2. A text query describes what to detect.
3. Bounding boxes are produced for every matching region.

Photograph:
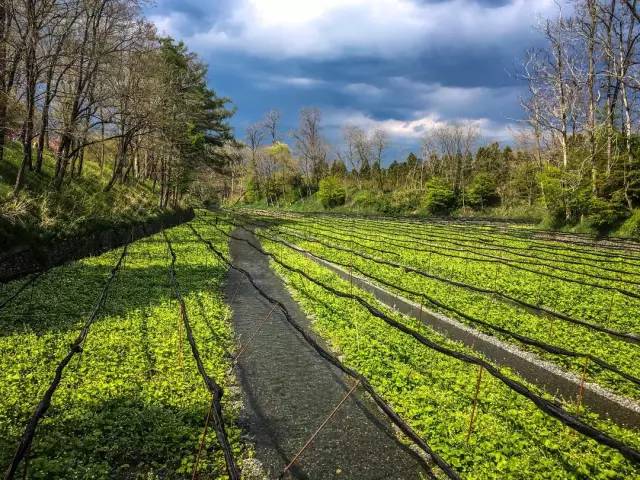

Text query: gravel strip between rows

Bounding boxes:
[226,227,426,479]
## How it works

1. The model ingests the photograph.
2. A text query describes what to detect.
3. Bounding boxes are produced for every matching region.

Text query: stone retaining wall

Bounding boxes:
[0,208,195,283]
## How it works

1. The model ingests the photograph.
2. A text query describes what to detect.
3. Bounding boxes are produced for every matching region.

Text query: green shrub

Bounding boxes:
[378,199,400,215]
[390,189,421,212]
[243,177,261,204]
[351,189,377,208]
[466,172,499,208]
[617,209,640,238]
[538,166,566,227]
[349,189,394,213]
[421,178,456,215]
[585,194,628,233]
[318,176,346,208]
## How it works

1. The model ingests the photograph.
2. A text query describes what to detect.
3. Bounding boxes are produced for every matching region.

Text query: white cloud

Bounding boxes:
[149,12,190,37]
[150,0,558,60]
[323,107,515,142]
[386,78,523,117]
[343,83,385,97]
[260,75,326,88]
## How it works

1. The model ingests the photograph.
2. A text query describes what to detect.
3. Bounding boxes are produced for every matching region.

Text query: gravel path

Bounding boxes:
[226,228,426,480]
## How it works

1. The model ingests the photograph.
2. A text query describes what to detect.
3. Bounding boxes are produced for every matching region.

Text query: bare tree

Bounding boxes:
[245,121,264,183]
[293,107,327,193]
[1,0,235,205]
[422,122,479,196]
[263,108,280,144]
[370,128,388,189]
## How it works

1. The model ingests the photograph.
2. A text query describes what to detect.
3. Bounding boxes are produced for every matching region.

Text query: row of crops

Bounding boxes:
[2,208,640,479]
[0,218,249,479]
[219,209,640,479]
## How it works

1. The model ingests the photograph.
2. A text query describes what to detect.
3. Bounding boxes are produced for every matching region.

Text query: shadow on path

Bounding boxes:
[226,227,426,480]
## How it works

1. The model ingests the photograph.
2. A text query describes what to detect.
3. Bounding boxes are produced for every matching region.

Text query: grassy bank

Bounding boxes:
[0,142,166,250]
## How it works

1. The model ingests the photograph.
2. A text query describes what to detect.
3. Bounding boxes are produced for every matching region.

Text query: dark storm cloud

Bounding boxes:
[146,0,560,161]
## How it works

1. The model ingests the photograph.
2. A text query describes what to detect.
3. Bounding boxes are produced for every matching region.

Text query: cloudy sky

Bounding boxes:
[146,0,560,162]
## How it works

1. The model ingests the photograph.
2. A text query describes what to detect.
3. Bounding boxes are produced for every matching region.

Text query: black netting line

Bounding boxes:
[318,214,640,263]
[250,227,640,390]
[163,231,240,480]
[256,222,638,345]
[300,221,640,291]
[306,216,640,280]
[279,222,640,303]
[0,273,43,311]
[267,209,640,260]
[189,223,454,480]
[3,245,128,480]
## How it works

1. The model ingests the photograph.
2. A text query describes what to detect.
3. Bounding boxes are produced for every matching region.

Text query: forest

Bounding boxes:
[4,1,640,239]
[0,0,234,247]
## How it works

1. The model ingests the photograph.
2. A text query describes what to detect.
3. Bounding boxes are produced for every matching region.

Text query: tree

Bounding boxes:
[2,0,235,205]
[422,122,478,198]
[263,109,280,144]
[421,177,456,215]
[467,172,499,209]
[318,176,346,208]
[371,128,388,190]
[329,158,347,177]
[246,121,265,181]
[294,107,327,194]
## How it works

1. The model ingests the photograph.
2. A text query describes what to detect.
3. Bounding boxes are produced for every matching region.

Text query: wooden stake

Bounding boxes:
[280,379,360,478]
[575,357,590,417]
[536,272,544,308]
[192,396,215,480]
[178,303,185,371]
[466,365,484,444]
[605,290,615,325]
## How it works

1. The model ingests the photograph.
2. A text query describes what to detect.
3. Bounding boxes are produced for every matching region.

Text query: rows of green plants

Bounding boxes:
[315,216,640,275]
[279,215,640,333]
[0,218,249,479]
[421,218,640,254]
[257,235,640,479]
[348,215,640,267]
[292,217,640,332]
[299,216,640,289]
[285,211,640,267]
[260,217,640,401]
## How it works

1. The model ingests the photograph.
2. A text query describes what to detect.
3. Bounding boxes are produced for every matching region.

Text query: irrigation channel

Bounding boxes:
[2,210,640,479]
[229,221,640,426]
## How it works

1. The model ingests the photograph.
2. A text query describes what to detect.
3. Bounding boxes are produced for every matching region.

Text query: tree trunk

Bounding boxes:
[0,1,6,165]
[99,114,106,177]
[53,134,72,190]
[587,0,597,193]
[105,132,129,191]
[77,147,85,177]
[35,97,51,172]
[621,80,633,210]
